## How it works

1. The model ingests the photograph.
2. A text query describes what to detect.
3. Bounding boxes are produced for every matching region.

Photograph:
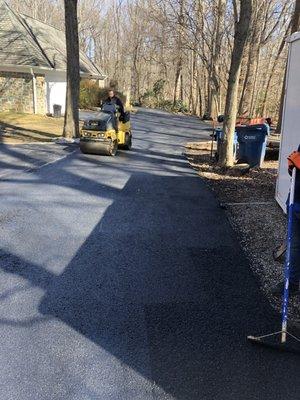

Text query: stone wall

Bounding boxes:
[0,71,46,114]
[36,75,46,114]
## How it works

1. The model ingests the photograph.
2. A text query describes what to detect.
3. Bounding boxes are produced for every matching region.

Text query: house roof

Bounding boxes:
[0,0,105,78]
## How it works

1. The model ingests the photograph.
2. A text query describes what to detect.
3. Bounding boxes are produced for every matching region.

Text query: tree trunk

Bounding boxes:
[63,0,80,139]
[173,66,181,105]
[219,0,253,167]
[197,63,205,117]
[261,30,288,116]
[208,0,226,119]
[276,0,300,133]
[173,0,184,105]
[291,0,300,32]
[131,44,139,102]
[239,44,260,117]
[249,50,261,117]
[191,50,198,114]
[238,0,265,117]
[180,74,184,102]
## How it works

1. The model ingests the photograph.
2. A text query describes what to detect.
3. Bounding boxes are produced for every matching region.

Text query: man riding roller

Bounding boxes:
[104,89,125,120]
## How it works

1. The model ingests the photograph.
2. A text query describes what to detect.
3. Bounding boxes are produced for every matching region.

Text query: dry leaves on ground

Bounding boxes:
[185,142,300,320]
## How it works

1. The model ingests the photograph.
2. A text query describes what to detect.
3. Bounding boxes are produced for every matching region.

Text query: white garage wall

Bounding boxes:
[276,33,300,212]
[45,71,67,115]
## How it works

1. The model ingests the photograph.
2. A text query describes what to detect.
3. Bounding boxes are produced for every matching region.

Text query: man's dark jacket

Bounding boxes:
[104,96,125,117]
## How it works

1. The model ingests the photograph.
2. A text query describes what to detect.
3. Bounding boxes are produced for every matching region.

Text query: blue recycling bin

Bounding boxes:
[236,124,269,167]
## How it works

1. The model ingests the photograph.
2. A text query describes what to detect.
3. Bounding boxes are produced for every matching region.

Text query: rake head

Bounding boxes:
[247,330,300,354]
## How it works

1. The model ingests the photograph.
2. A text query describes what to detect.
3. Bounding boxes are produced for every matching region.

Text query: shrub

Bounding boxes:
[153,79,165,100]
[141,89,156,107]
[172,99,188,113]
[79,80,126,109]
[79,81,100,109]
[140,80,188,113]
[157,100,173,111]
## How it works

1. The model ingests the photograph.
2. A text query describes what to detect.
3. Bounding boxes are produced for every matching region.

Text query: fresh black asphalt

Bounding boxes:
[0,108,299,399]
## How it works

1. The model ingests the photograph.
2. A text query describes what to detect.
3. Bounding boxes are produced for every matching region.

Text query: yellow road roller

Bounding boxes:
[79,103,132,156]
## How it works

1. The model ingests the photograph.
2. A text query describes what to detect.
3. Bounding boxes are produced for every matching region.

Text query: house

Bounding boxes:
[0,0,106,115]
[276,31,300,212]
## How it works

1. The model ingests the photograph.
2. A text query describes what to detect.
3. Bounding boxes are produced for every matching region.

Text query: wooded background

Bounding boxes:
[8,0,295,120]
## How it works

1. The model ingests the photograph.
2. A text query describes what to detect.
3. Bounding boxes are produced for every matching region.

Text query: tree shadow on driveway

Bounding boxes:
[1,172,300,399]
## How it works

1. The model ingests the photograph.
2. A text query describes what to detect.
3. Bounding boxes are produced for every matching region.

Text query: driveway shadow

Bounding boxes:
[1,173,300,399]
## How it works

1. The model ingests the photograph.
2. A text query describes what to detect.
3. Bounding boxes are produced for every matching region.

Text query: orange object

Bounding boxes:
[236,117,266,126]
[288,151,300,170]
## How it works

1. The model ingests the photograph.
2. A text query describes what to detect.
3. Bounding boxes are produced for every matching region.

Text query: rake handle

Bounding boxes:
[281,167,297,343]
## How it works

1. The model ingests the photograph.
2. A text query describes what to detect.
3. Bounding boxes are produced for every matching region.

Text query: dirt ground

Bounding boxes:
[0,112,65,144]
[184,141,300,320]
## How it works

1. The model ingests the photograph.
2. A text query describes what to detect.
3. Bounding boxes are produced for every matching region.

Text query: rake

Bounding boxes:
[247,167,300,352]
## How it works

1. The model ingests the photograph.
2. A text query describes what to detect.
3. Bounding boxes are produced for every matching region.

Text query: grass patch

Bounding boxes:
[0,112,65,143]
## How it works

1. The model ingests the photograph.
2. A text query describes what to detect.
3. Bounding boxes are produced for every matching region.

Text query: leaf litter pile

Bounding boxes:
[185,141,300,321]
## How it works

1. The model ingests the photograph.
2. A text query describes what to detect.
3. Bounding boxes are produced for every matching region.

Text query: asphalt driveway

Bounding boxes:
[0,108,299,399]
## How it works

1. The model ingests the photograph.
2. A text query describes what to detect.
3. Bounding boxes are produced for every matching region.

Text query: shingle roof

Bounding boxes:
[0,0,105,78]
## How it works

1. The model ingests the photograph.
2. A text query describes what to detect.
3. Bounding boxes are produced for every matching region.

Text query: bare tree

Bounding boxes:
[220,0,253,167]
[291,0,300,32]
[208,0,226,118]
[63,0,80,139]
[6,0,293,123]
[238,0,265,117]
[173,0,185,105]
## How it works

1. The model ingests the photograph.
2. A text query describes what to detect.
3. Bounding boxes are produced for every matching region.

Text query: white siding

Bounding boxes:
[276,36,300,212]
[45,71,66,115]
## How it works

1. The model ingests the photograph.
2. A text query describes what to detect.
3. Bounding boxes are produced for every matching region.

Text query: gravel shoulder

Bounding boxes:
[184,141,300,320]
